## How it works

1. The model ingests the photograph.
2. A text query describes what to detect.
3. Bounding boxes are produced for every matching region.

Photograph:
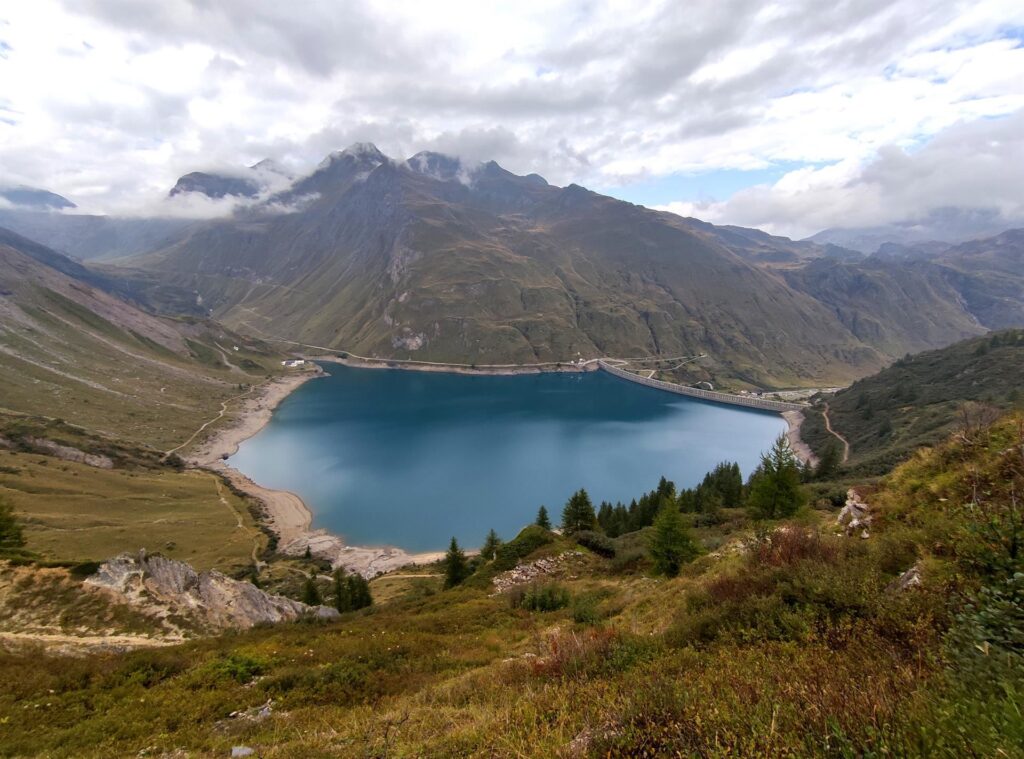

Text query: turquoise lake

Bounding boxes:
[230,366,788,552]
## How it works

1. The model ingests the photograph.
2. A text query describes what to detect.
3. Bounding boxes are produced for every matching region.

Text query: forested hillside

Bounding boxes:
[802,329,1024,475]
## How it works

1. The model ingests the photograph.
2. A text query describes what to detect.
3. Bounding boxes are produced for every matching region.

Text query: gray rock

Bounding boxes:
[87,551,339,631]
[230,748,255,758]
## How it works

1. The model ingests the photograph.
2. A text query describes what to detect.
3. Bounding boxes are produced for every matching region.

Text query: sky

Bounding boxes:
[1,0,1023,237]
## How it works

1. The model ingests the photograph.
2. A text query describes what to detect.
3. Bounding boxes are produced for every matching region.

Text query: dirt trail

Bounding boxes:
[0,631,181,654]
[165,384,257,456]
[215,478,263,568]
[822,403,851,462]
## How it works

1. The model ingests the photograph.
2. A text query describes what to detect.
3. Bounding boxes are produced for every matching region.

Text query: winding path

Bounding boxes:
[164,384,257,456]
[822,402,851,462]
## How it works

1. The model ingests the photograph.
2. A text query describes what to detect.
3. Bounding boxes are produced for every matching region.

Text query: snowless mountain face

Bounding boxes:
[108,142,1024,388]
[0,185,76,210]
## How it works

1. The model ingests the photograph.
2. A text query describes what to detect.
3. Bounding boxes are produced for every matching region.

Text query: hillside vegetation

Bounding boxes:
[0,230,287,449]
[1,411,1021,756]
[0,416,266,573]
[802,329,1024,474]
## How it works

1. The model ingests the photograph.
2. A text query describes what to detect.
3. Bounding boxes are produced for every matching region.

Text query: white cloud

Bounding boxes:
[0,0,1021,230]
[658,110,1024,238]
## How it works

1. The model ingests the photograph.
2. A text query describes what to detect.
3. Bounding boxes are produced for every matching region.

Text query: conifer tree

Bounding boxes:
[535,505,551,530]
[648,502,699,576]
[0,498,24,552]
[332,568,352,613]
[443,536,470,588]
[301,575,322,606]
[746,434,807,519]
[814,441,842,481]
[561,489,597,534]
[347,573,373,609]
[480,529,501,561]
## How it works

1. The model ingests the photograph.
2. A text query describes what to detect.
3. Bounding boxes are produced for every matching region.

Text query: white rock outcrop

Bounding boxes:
[837,489,871,538]
[86,551,338,631]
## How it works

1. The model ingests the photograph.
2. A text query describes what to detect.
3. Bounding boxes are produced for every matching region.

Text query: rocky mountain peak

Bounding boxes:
[406,151,464,182]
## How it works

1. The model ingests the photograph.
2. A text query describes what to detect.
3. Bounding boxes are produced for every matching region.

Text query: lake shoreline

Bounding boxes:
[187,360,807,576]
[186,369,447,577]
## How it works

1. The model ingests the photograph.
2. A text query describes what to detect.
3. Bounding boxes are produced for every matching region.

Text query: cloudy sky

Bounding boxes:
[1,0,1023,237]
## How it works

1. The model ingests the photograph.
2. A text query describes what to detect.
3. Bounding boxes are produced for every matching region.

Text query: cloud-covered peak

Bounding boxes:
[406,151,465,182]
[0,185,76,211]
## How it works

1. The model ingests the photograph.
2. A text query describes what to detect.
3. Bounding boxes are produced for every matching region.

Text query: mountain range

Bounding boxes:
[2,145,1023,387]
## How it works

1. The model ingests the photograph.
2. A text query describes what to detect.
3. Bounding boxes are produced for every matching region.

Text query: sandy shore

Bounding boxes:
[783,409,819,468]
[186,368,448,577]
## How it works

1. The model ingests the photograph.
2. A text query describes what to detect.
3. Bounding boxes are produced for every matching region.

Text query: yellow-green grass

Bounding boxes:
[368,572,443,604]
[0,449,263,571]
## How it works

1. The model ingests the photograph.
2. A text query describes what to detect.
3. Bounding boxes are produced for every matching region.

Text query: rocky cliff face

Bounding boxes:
[86,551,338,631]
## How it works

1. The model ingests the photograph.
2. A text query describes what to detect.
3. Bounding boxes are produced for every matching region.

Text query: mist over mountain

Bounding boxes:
[807,207,1022,255]
[0,185,76,210]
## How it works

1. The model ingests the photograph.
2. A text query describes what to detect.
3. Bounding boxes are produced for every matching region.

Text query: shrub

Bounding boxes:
[571,594,602,625]
[198,652,268,685]
[610,548,646,574]
[575,530,616,557]
[492,525,553,572]
[508,582,570,612]
[751,527,838,568]
[68,561,102,579]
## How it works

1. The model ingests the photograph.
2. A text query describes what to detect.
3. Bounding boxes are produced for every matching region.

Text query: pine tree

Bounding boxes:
[535,505,551,530]
[746,434,807,520]
[648,502,698,576]
[443,536,470,589]
[814,441,842,480]
[301,575,322,606]
[561,489,597,534]
[347,574,373,609]
[480,529,501,561]
[332,568,352,613]
[0,498,24,552]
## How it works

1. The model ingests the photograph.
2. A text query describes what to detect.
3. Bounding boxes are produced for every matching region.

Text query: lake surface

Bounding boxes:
[231,366,788,552]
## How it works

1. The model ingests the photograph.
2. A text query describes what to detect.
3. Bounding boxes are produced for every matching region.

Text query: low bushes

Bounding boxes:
[574,530,616,557]
[491,525,553,572]
[508,582,570,612]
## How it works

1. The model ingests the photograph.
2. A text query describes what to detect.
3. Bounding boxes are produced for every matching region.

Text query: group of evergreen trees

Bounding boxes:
[301,568,373,613]
[439,434,807,584]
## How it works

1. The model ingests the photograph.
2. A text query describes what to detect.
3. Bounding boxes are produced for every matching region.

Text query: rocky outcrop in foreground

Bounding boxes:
[86,551,338,631]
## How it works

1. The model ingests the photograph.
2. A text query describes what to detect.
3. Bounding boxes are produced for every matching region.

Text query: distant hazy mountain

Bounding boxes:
[932,229,1024,329]
[113,143,1018,387]
[807,207,1020,254]
[168,158,293,199]
[0,209,195,261]
[0,185,76,210]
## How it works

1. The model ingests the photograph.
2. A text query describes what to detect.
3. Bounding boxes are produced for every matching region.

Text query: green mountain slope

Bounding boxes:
[801,329,1024,474]
[0,228,283,449]
[118,145,1022,387]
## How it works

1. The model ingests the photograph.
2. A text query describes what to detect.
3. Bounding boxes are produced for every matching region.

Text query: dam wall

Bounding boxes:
[598,361,806,413]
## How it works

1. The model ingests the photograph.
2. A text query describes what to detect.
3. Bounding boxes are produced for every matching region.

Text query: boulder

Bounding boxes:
[87,550,338,631]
